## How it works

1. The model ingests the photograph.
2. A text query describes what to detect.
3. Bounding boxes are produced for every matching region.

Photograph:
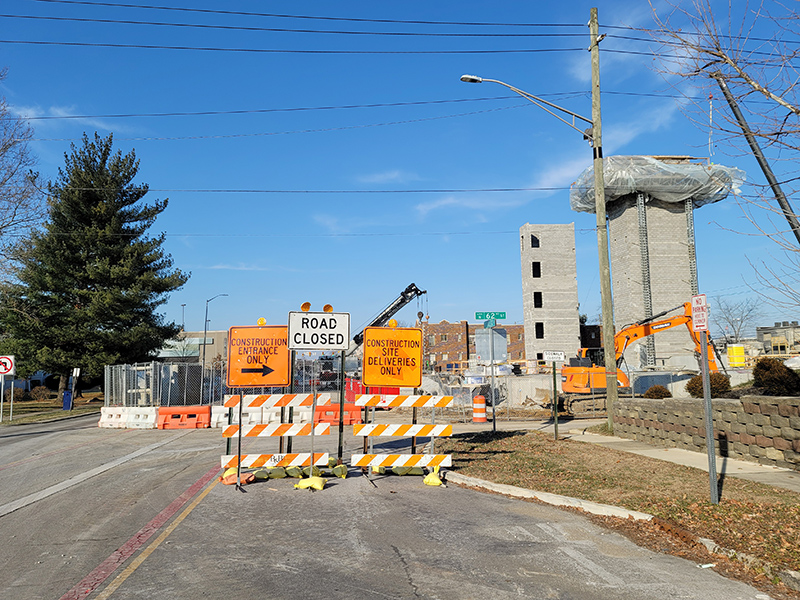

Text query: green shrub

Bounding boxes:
[643,384,671,399]
[752,357,800,396]
[29,386,52,401]
[685,372,731,398]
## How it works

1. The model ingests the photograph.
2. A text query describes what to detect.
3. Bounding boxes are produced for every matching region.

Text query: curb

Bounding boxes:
[0,409,102,427]
[444,471,653,521]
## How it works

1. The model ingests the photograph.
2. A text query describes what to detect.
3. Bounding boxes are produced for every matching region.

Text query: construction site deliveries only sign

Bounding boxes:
[362,326,423,387]
[227,325,290,387]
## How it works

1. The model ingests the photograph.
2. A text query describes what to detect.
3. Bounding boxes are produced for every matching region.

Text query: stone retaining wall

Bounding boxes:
[611,396,800,472]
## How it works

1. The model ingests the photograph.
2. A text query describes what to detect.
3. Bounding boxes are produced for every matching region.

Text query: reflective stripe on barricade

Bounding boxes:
[354,424,452,437]
[351,454,452,468]
[222,423,330,438]
[354,395,453,408]
[221,452,329,469]
[223,393,332,408]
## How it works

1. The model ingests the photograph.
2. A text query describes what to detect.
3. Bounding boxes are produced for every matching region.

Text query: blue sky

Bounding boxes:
[1,0,796,339]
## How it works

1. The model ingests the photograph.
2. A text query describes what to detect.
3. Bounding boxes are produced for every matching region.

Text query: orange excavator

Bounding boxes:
[561,302,719,394]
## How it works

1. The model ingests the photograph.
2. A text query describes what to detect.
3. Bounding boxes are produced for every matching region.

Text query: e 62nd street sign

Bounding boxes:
[475,311,506,320]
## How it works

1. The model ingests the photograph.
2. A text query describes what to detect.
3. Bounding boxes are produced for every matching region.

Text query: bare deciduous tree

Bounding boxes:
[712,296,760,342]
[0,69,44,273]
[648,0,800,309]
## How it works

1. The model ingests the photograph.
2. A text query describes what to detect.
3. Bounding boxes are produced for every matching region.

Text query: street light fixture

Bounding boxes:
[459,10,618,427]
[202,293,228,404]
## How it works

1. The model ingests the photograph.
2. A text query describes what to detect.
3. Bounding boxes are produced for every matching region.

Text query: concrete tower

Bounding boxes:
[519,223,581,368]
[570,155,745,371]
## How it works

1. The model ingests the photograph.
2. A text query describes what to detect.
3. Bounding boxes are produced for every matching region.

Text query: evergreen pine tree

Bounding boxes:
[0,133,189,392]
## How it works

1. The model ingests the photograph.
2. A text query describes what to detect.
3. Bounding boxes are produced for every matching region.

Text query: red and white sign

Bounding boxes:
[0,356,15,376]
[691,294,708,332]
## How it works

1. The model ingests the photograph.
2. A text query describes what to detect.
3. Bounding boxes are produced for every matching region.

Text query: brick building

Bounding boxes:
[419,320,526,373]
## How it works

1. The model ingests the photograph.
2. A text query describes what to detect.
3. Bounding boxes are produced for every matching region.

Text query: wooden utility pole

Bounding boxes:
[589,8,618,428]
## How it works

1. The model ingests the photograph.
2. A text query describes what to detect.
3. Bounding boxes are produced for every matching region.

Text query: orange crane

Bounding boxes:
[561,302,719,394]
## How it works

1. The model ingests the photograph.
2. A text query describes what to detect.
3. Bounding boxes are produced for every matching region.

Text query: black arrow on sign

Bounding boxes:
[241,364,274,377]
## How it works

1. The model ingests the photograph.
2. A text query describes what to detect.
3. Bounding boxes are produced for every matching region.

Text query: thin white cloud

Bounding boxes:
[414,194,526,217]
[208,263,284,272]
[356,169,421,184]
[10,104,136,134]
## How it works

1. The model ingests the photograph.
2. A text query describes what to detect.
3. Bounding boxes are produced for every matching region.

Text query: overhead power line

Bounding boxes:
[0,39,585,54]
[27,0,585,28]
[29,104,532,141]
[0,13,587,37]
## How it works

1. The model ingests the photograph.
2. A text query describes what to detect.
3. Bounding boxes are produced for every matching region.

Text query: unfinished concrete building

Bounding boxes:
[519,223,581,368]
[571,156,745,371]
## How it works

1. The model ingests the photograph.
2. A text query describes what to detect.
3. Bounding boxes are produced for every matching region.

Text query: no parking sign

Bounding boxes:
[0,356,15,376]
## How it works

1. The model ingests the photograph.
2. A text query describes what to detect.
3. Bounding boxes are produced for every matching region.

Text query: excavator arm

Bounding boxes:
[347,283,426,355]
[562,302,718,394]
[613,302,719,372]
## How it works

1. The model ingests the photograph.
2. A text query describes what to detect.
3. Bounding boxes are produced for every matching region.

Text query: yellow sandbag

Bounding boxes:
[331,464,348,479]
[223,467,238,479]
[302,466,323,477]
[328,456,338,468]
[285,466,303,478]
[268,467,287,479]
[423,466,443,486]
[371,466,386,475]
[294,476,326,491]
[408,467,425,476]
[253,468,270,481]
[392,466,412,476]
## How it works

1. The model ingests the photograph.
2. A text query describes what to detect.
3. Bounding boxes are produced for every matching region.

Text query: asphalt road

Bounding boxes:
[0,415,775,600]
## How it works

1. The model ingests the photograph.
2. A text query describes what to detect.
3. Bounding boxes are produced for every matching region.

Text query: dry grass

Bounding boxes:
[0,392,103,425]
[438,430,800,576]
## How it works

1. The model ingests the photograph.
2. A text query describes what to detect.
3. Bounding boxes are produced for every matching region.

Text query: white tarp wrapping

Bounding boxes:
[570,155,745,213]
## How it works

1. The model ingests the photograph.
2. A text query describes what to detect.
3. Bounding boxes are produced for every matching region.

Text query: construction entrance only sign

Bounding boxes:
[227,326,290,387]
[362,326,423,387]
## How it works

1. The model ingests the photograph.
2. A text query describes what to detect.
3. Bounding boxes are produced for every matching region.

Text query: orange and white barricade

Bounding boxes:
[221,393,331,470]
[221,452,329,470]
[351,395,453,470]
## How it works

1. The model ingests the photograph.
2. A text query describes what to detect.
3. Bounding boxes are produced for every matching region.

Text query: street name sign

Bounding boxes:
[543,351,566,362]
[475,311,506,321]
[288,311,350,351]
[691,294,708,332]
[0,356,15,376]
[227,326,290,387]
[362,327,423,387]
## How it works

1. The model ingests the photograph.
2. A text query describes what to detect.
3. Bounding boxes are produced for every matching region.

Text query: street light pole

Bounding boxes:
[460,8,618,429]
[202,293,228,404]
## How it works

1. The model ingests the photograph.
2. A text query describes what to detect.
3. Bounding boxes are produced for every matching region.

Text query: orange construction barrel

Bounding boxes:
[473,395,487,423]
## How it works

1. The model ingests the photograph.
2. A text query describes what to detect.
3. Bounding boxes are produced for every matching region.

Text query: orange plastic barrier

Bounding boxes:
[157,405,212,429]
[472,395,487,423]
[314,403,362,425]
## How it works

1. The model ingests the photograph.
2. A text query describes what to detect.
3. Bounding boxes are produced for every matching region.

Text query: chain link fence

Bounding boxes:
[104,361,294,407]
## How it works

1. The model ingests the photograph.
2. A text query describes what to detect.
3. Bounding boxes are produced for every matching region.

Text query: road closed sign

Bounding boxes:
[288,311,350,351]
[227,326,290,388]
[362,327,423,387]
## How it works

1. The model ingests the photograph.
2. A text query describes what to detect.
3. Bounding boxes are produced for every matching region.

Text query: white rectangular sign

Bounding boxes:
[691,294,708,332]
[543,351,566,362]
[288,311,350,351]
